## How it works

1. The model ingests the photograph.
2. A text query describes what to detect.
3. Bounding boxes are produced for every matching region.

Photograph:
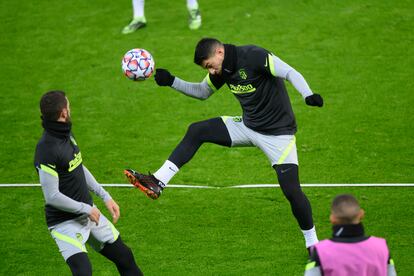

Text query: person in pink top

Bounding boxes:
[304,194,397,276]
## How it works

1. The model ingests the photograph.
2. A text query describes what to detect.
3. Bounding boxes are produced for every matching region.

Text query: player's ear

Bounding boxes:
[60,107,68,120]
[329,213,337,224]
[358,209,365,221]
[216,46,224,57]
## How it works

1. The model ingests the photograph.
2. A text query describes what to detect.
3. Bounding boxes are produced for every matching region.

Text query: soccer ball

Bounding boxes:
[122,48,155,81]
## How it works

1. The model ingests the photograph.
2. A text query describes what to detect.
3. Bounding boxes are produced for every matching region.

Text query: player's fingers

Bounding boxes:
[94,213,100,225]
[90,215,98,225]
[112,206,120,223]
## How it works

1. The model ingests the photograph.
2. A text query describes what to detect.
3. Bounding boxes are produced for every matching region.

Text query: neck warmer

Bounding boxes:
[42,117,72,139]
[332,223,365,238]
[222,44,238,75]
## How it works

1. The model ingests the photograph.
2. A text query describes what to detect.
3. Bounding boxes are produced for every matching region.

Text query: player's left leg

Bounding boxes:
[187,0,201,30]
[88,214,143,275]
[273,163,318,248]
[256,135,318,249]
[100,236,143,276]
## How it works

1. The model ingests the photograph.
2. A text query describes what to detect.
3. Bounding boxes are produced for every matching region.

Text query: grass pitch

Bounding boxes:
[1,187,414,275]
[0,0,413,275]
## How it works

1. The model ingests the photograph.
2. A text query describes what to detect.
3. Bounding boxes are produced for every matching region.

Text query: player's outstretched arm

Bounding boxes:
[155,68,214,100]
[269,54,323,107]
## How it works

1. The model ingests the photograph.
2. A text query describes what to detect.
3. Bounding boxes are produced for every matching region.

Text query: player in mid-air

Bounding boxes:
[125,38,323,250]
[122,0,201,34]
[35,91,143,275]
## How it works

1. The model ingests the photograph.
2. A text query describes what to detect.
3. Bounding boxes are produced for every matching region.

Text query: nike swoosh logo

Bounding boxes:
[280,167,292,174]
[169,167,177,173]
[48,164,56,169]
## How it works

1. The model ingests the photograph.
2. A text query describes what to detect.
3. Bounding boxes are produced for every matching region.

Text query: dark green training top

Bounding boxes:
[34,120,92,227]
[207,44,297,135]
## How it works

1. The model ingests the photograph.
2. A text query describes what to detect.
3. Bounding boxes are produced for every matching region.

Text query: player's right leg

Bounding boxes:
[49,217,92,275]
[167,117,232,167]
[66,253,92,276]
[125,117,232,199]
[122,0,146,34]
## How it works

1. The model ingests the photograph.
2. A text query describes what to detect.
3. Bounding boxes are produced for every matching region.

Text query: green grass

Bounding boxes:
[0,0,413,274]
[0,0,413,184]
[0,187,413,275]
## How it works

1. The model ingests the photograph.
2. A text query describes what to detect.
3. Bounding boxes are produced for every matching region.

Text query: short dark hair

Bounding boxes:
[194,38,223,65]
[40,90,67,121]
[331,194,361,224]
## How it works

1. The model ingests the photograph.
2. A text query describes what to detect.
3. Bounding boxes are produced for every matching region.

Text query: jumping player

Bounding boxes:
[125,38,323,249]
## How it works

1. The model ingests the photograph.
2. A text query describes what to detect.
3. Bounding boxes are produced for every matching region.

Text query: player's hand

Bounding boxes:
[155,68,175,86]
[89,207,101,225]
[305,94,324,107]
[105,199,120,224]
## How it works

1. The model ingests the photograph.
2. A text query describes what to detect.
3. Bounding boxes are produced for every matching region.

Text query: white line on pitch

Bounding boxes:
[0,183,413,188]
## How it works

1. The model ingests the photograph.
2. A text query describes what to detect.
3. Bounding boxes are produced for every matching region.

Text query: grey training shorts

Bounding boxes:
[221,116,298,166]
[49,212,119,261]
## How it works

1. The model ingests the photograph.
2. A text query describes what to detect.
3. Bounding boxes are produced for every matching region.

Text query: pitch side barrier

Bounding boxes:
[0,183,413,188]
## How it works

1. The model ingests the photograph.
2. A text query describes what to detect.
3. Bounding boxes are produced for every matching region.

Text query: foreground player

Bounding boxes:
[122,0,201,33]
[125,38,323,249]
[35,91,143,275]
[305,194,397,276]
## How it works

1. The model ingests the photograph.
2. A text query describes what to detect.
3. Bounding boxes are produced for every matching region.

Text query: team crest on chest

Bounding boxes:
[239,69,247,80]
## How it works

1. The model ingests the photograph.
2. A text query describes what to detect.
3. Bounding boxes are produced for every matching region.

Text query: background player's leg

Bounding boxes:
[99,236,143,276]
[273,163,318,248]
[132,0,145,19]
[122,0,146,34]
[186,0,201,30]
[66,252,92,276]
[154,117,231,184]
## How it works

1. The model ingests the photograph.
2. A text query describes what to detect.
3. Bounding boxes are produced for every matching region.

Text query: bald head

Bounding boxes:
[330,194,364,224]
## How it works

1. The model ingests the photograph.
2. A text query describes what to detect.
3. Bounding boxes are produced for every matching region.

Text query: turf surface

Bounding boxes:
[0,0,412,185]
[1,187,413,275]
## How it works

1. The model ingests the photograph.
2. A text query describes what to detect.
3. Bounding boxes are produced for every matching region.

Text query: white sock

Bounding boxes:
[186,0,198,10]
[132,0,145,19]
[301,226,319,248]
[153,160,179,185]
